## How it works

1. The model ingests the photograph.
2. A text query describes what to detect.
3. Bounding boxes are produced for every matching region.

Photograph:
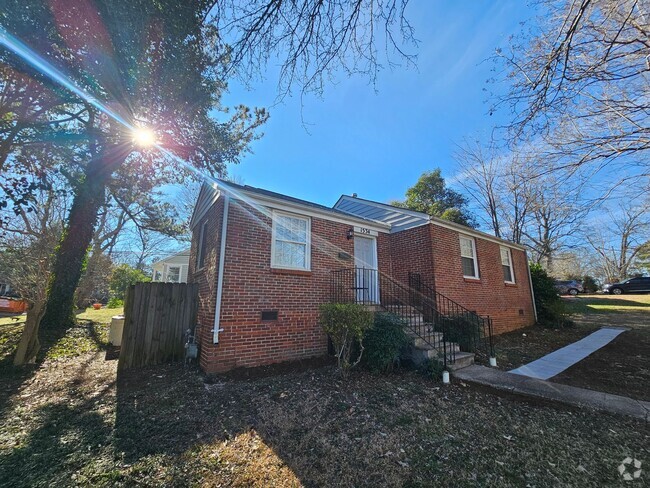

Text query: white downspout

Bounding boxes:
[525,250,538,322]
[213,195,230,343]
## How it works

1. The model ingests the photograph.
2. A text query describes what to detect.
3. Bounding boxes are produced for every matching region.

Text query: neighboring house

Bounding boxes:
[188,180,536,374]
[0,280,11,296]
[151,249,190,283]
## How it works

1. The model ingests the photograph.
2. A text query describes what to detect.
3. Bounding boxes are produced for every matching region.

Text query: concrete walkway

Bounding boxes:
[454,365,650,420]
[509,327,628,380]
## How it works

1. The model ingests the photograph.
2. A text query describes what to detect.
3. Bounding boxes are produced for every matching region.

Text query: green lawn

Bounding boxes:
[0,306,123,365]
[564,293,650,315]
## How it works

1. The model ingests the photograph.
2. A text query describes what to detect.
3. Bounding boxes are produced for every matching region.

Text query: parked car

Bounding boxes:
[602,277,650,295]
[554,280,584,296]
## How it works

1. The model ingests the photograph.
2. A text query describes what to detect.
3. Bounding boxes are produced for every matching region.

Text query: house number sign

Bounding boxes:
[353,226,378,236]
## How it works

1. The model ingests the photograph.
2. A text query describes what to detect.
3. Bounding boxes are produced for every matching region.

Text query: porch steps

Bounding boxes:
[405,321,475,371]
[366,294,477,371]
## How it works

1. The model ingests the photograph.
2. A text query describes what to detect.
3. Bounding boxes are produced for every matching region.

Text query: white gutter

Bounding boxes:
[525,250,538,322]
[212,195,230,343]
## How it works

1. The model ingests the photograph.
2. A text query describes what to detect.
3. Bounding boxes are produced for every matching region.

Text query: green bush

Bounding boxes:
[581,275,598,293]
[319,303,374,375]
[419,358,445,381]
[362,313,410,373]
[530,263,573,328]
[106,297,124,309]
[109,264,150,301]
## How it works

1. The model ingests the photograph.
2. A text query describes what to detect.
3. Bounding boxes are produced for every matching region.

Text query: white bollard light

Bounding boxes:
[442,370,450,384]
[489,357,497,367]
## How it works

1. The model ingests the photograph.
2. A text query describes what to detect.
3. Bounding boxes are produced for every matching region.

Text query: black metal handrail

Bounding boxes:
[330,267,456,368]
[408,272,495,359]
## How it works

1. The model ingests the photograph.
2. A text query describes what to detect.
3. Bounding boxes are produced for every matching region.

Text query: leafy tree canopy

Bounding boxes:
[109,263,150,301]
[1,0,268,330]
[391,169,477,228]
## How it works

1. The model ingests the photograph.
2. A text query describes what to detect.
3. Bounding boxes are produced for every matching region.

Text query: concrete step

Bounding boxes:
[447,352,475,371]
[409,342,460,362]
[414,337,459,353]
[383,304,421,315]
[405,325,436,337]
[412,333,443,348]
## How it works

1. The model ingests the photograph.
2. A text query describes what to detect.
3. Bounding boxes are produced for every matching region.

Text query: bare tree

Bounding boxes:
[500,156,536,244]
[453,140,537,244]
[497,0,649,182]
[208,0,418,98]
[454,139,503,237]
[0,184,65,364]
[523,175,590,268]
[584,199,650,282]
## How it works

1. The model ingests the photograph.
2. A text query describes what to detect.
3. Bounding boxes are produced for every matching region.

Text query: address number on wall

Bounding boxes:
[353,226,378,236]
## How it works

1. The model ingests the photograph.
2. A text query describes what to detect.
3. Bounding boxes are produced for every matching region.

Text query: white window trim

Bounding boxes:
[167,266,181,283]
[196,220,208,270]
[460,235,479,279]
[501,246,516,284]
[270,210,311,271]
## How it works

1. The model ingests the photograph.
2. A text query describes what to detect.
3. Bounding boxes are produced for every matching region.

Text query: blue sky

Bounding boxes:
[222,1,535,207]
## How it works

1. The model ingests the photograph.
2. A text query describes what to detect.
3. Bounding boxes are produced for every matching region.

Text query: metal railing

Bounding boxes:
[408,272,494,359]
[330,267,456,368]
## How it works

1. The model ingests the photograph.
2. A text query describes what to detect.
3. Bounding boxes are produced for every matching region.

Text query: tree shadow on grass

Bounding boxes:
[0,357,116,488]
[0,317,112,423]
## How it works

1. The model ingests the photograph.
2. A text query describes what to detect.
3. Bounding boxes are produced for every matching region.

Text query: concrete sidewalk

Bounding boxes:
[509,327,628,380]
[454,365,650,421]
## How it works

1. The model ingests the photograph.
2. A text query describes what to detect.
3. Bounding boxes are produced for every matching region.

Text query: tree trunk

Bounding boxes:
[40,143,130,331]
[14,300,46,365]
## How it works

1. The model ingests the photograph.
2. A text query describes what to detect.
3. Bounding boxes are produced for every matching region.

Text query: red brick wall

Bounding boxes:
[385,224,435,289]
[197,199,356,373]
[427,223,535,334]
[189,197,534,373]
[187,198,224,368]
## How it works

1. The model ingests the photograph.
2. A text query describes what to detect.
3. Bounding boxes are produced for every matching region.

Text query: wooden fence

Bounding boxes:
[118,282,199,371]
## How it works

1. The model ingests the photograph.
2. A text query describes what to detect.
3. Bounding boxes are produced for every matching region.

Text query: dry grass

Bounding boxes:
[0,347,648,487]
[0,304,648,486]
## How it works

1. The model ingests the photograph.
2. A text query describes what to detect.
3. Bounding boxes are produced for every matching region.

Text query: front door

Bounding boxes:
[354,235,379,303]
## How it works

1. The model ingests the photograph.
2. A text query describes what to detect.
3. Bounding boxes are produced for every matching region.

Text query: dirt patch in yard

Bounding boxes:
[495,295,650,402]
[1,350,649,487]
[494,323,600,371]
[549,318,650,401]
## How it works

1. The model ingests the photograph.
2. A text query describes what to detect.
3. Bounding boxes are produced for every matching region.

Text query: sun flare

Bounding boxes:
[132,127,157,147]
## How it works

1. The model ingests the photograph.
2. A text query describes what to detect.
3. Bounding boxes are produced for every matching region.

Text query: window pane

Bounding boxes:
[198,222,208,268]
[460,237,473,258]
[274,241,306,268]
[277,215,307,243]
[167,267,180,282]
[500,248,510,266]
[503,264,513,282]
[462,257,476,277]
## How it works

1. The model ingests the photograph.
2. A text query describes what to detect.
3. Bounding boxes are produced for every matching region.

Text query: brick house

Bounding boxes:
[188,180,536,374]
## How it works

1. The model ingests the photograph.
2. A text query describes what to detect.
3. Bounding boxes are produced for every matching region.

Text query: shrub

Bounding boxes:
[530,263,573,328]
[109,264,150,301]
[106,297,124,309]
[419,358,445,381]
[582,275,599,293]
[319,303,374,375]
[362,313,410,373]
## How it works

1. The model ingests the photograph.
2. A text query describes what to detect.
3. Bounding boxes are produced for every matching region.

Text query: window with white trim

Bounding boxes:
[500,246,515,283]
[196,220,208,270]
[459,235,479,279]
[167,266,181,283]
[271,211,311,270]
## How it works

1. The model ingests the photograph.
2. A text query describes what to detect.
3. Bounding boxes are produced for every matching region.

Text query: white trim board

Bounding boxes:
[232,189,391,233]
